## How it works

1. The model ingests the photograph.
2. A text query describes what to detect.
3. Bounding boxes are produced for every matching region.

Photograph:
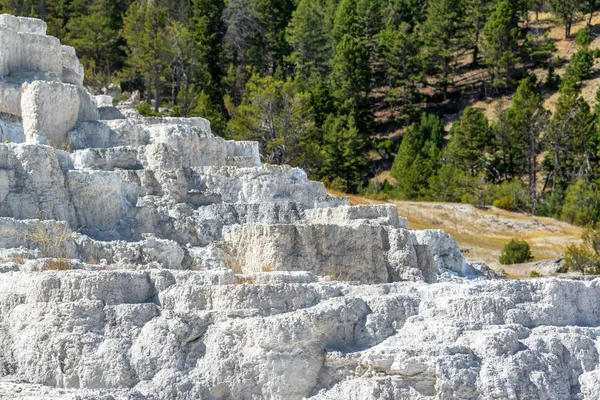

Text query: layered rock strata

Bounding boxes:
[0,14,598,400]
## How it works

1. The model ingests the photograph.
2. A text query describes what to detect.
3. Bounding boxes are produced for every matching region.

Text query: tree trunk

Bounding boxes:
[565,23,571,38]
[154,74,160,113]
[146,80,152,103]
[472,28,480,66]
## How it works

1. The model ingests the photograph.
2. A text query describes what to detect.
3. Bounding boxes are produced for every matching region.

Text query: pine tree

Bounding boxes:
[65,0,118,88]
[123,1,173,111]
[332,0,360,44]
[330,34,373,134]
[506,78,550,210]
[309,79,336,129]
[448,106,490,176]
[563,47,595,84]
[390,114,444,199]
[379,20,423,122]
[464,0,494,65]
[227,75,315,164]
[422,0,467,95]
[192,0,226,98]
[550,0,584,38]
[285,0,332,81]
[321,114,368,192]
[547,85,597,189]
[356,0,383,58]
[482,0,521,89]
[385,0,427,26]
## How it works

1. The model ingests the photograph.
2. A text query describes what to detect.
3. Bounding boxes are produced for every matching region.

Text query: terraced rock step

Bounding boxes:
[0,13,597,400]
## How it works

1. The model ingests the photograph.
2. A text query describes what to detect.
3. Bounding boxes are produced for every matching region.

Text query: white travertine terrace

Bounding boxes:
[0,14,598,400]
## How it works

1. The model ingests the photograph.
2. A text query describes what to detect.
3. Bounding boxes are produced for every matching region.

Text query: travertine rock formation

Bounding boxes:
[0,14,599,400]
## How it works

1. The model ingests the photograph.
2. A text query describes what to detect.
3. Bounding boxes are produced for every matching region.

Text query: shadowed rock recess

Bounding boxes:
[0,14,599,400]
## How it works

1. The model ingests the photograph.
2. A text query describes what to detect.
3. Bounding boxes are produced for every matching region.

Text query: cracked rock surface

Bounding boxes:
[0,13,598,400]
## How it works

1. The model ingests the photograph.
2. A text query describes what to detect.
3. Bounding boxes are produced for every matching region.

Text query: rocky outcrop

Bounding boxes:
[0,13,597,400]
[0,14,95,146]
[1,272,599,399]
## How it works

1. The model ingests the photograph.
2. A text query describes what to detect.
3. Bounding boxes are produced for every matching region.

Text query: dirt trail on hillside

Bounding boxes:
[328,189,582,278]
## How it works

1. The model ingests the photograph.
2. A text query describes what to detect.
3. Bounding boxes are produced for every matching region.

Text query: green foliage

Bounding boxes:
[122,1,173,112]
[227,74,315,165]
[575,27,592,46]
[136,101,162,117]
[529,270,543,277]
[422,0,466,93]
[64,0,118,88]
[483,0,521,88]
[331,35,371,111]
[286,0,332,81]
[428,164,469,202]
[564,47,595,84]
[499,239,534,264]
[549,0,584,38]
[561,180,600,226]
[379,21,423,120]
[448,106,490,176]
[192,0,226,97]
[545,66,561,90]
[391,113,444,199]
[565,243,600,274]
[493,179,531,209]
[547,88,597,189]
[493,196,515,210]
[582,226,600,255]
[192,90,227,136]
[330,34,373,135]
[537,187,566,218]
[321,114,368,192]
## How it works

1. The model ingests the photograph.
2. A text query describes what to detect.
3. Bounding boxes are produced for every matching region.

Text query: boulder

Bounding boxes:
[21,80,80,147]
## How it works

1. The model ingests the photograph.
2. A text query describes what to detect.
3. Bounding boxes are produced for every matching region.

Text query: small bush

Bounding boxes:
[530,270,543,278]
[537,188,565,219]
[594,48,600,58]
[493,196,515,211]
[545,66,561,90]
[564,48,595,83]
[561,180,600,226]
[499,239,534,264]
[575,28,592,47]
[45,258,72,271]
[564,243,600,275]
[136,102,162,117]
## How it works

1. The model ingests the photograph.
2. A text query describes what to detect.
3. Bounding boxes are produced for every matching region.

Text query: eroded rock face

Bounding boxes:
[0,273,599,399]
[0,13,596,400]
[0,14,95,145]
[21,80,80,146]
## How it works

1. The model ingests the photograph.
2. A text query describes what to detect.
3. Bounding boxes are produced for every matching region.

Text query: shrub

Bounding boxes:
[575,28,592,47]
[561,180,600,226]
[136,101,162,117]
[530,270,542,278]
[595,48,600,58]
[537,188,565,219]
[545,66,561,90]
[564,48,595,83]
[499,239,534,264]
[564,243,600,275]
[494,179,531,211]
[493,196,515,211]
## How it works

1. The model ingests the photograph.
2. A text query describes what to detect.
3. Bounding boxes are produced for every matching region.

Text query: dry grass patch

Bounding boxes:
[45,258,72,271]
